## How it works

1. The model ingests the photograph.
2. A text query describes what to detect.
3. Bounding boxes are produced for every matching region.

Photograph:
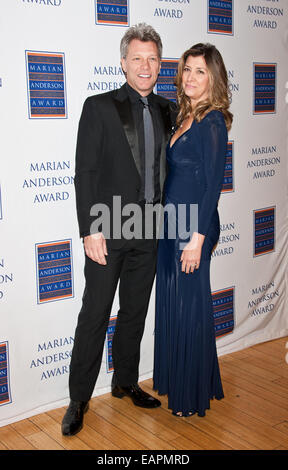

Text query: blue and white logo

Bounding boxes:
[25,50,67,119]
[106,315,117,373]
[95,0,129,27]
[213,287,234,337]
[253,63,276,114]
[208,0,233,35]
[0,341,12,406]
[156,59,178,103]
[35,239,74,303]
[222,141,234,193]
[254,206,275,257]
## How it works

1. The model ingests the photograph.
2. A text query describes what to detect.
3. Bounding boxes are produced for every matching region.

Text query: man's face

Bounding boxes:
[121,39,161,96]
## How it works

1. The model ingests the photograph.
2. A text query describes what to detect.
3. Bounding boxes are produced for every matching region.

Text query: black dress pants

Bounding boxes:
[69,238,157,402]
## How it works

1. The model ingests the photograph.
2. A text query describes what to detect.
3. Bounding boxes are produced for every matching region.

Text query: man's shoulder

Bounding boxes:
[84,89,119,105]
[81,88,126,116]
[154,94,177,111]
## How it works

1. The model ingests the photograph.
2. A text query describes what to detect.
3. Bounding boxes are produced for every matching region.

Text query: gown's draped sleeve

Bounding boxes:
[197,111,228,236]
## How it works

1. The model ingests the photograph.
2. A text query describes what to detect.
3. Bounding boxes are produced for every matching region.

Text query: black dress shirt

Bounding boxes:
[125,82,163,204]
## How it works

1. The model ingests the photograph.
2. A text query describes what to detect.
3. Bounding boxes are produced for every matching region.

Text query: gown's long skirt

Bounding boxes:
[153,201,224,417]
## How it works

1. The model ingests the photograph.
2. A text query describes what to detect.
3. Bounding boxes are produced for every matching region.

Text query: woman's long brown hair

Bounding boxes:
[175,43,233,131]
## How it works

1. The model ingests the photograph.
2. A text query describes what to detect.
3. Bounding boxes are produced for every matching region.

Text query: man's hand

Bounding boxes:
[83,233,108,265]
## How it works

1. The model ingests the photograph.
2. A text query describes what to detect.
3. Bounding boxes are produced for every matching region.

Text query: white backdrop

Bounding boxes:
[1,0,288,427]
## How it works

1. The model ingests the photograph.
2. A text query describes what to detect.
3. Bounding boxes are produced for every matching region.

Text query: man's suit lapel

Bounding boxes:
[113,86,141,177]
[158,100,175,192]
[158,101,174,143]
[113,84,176,193]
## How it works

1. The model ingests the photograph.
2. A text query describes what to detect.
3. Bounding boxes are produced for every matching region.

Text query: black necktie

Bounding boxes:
[140,96,155,203]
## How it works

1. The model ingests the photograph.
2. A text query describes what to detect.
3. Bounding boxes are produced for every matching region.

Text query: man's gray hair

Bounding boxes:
[120,23,162,59]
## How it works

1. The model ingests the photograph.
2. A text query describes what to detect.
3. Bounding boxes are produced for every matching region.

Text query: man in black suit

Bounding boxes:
[62,23,176,436]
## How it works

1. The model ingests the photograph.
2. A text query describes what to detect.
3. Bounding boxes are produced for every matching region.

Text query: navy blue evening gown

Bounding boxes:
[153,110,227,417]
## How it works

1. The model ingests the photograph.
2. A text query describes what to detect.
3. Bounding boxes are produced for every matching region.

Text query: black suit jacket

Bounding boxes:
[74,83,177,246]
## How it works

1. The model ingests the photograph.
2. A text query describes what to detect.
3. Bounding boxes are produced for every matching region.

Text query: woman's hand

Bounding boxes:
[180,232,205,274]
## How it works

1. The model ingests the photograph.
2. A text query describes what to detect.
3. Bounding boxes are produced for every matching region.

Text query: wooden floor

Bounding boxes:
[1,336,288,451]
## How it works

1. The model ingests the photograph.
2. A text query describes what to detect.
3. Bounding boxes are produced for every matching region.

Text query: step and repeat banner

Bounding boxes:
[1,0,288,426]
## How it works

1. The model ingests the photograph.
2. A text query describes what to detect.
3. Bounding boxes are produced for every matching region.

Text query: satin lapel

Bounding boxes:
[159,102,173,143]
[113,96,141,177]
[158,102,173,192]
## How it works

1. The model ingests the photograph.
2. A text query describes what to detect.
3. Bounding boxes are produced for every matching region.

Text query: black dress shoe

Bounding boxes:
[61,400,89,436]
[112,383,161,408]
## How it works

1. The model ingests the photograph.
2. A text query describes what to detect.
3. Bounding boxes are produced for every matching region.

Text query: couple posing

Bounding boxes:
[62,23,232,435]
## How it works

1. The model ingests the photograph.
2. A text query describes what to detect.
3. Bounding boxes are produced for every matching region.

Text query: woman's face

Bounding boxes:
[182,55,210,107]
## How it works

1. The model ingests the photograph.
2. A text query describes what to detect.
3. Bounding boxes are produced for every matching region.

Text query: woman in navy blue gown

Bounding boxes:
[153,43,233,417]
